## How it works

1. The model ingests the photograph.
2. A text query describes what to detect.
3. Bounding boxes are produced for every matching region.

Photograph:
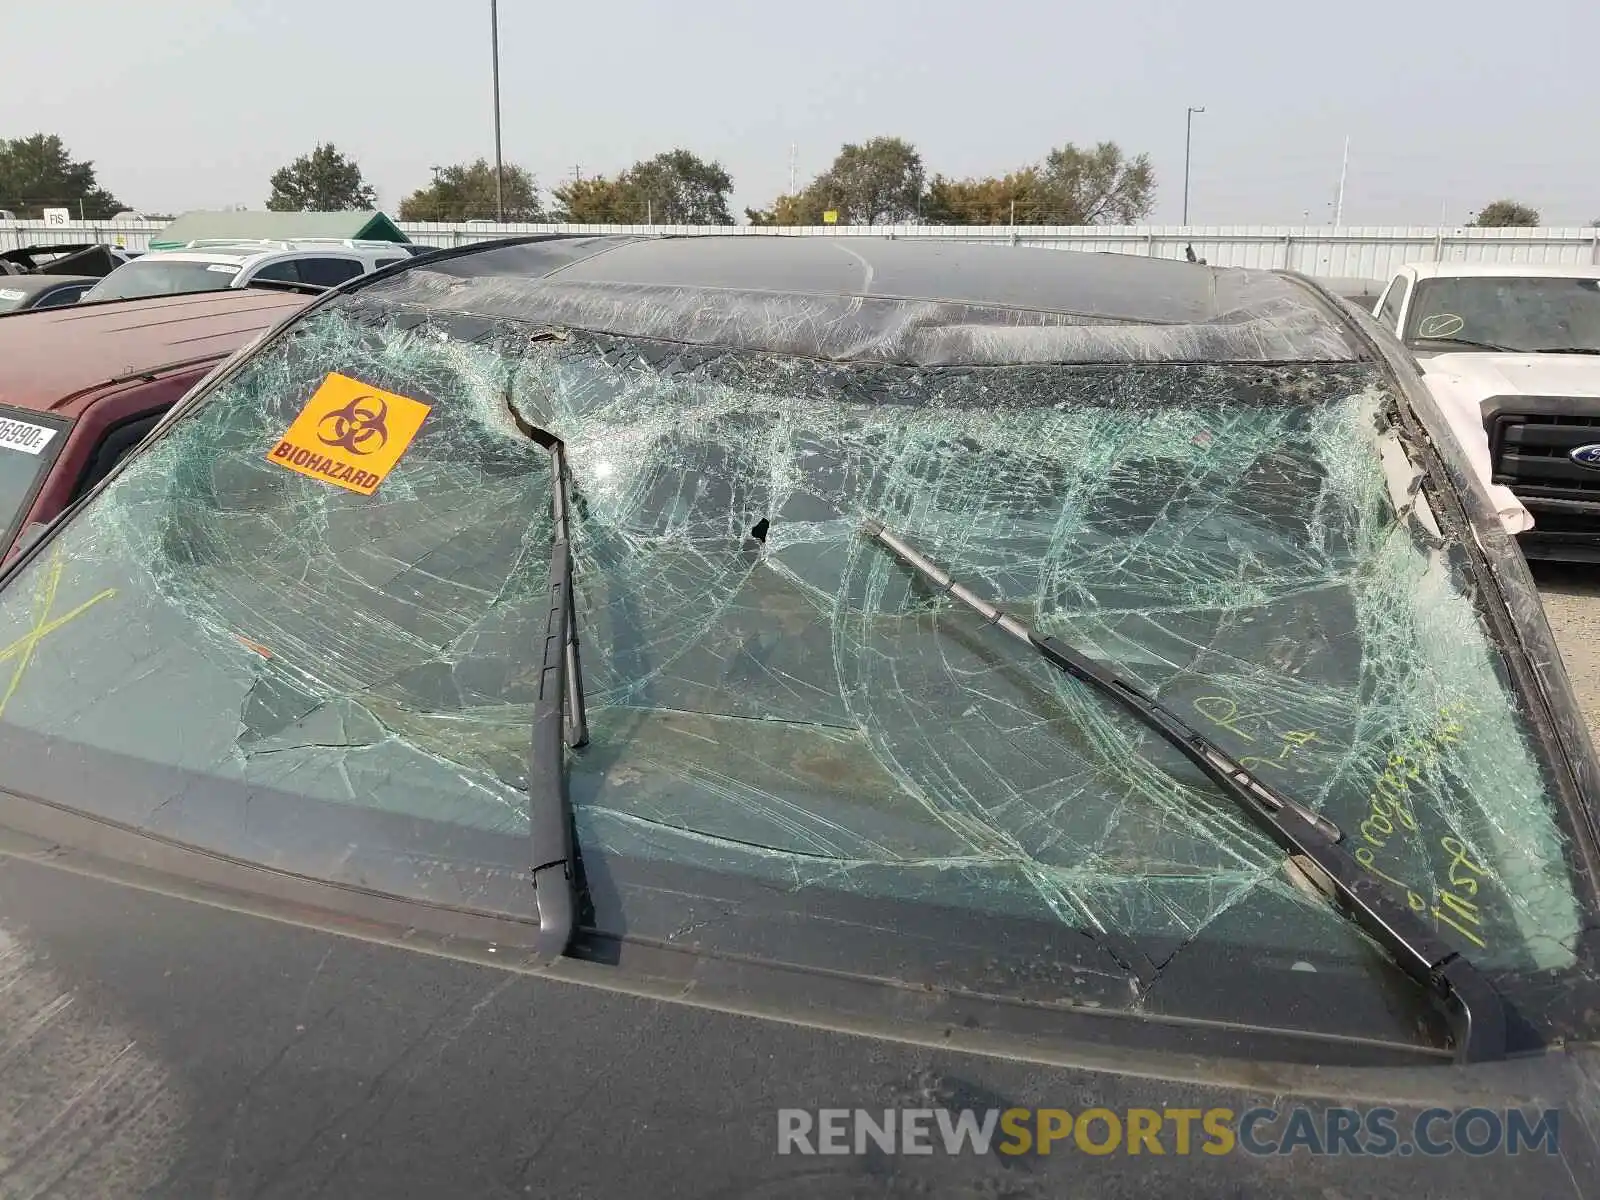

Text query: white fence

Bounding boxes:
[7,219,1600,281]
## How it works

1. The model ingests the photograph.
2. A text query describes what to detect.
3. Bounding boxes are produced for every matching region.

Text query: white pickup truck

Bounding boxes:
[1367,262,1600,561]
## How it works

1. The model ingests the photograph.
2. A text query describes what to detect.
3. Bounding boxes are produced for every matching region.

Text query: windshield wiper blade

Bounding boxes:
[863,517,1510,1064]
[1413,336,1524,353]
[528,438,589,956]
[1531,347,1600,355]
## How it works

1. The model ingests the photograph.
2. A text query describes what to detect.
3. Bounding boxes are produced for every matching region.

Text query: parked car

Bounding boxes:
[0,238,1595,1196]
[0,274,97,313]
[81,237,416,302]
[0,285,311,560]
[1369,262,1600,560]
[0,242,140,277]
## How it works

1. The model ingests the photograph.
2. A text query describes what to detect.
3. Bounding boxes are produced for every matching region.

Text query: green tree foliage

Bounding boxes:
[266,143,377,212]
[624,150,735,224]
[399,159,542,221]
[922,168,1041,225]
[749,138,1156,226]
[1035,142,1156,224]
[746,193,826,226]
[0,133,122,218]
[803,137,925,225]
[551,177,630,223]
[1472,199,1541,227]
[923,143,1155,225]
[551,149,735,224]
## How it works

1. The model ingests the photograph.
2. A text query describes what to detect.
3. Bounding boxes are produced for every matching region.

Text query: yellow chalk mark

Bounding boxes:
[0,553,116,718]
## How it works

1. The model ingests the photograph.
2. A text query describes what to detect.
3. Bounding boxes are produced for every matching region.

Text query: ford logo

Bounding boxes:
[1572,444,1600,470]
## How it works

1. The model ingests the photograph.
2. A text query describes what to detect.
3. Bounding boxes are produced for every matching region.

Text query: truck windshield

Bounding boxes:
[1406,276,1600,353]
[0,299,1584,1050]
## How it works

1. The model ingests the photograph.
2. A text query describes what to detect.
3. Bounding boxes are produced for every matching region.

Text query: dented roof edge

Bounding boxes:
[1290,270,1600,894]
[351,235,1363,367]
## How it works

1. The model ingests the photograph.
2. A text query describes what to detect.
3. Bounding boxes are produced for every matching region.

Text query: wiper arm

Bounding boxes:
[528,438,589,956]
[863,517,1510,1064]
[1531,346,1600,356]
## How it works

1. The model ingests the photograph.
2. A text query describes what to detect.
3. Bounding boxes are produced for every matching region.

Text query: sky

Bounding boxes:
[3,0,1597,226]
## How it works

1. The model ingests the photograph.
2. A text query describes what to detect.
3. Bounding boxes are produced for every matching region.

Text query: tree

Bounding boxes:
[551,150,735,224]
[923,168,1041,225]
[266,143,377,212]
[801,137,925,225]
[1031,142,1156,224]
[748,137,1156,227]
[1472,199,1540,227]
[0,134,122,218]
[922,145,1154,225]
[399,159,542,221]
[746,192,827,226]
[551,177,629,223]
[620,150,735,224]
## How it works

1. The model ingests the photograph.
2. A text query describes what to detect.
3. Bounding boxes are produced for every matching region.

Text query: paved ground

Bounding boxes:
[1533,565,1600,752]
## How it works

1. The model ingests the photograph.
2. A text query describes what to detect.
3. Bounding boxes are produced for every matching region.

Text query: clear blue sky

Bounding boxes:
[4,0,1596,224]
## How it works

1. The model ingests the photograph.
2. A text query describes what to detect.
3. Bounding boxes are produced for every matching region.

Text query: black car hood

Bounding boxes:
[1,846,1597,1199]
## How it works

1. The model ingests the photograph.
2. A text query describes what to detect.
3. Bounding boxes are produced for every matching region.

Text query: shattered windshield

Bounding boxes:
[0,295,1583,1046]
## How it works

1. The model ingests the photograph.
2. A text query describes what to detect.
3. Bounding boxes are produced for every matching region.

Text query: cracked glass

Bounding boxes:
[0,293,1582,1028]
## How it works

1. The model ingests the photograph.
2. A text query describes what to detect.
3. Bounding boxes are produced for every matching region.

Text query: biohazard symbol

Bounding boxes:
[316,394,390,456]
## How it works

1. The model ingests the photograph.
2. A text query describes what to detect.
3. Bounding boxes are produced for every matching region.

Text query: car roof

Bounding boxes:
[127,249,258,266]
[1402,261,1600,281]
[0,288,312,416]
[137,242,376,268]
[0,273,97,297]
[362,235,1358,365]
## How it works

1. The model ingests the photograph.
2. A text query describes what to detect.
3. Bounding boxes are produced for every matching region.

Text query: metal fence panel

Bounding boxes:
[5,219,1599,281]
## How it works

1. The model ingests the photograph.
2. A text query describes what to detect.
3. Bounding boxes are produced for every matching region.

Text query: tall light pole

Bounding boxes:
[1332,135,1349,227]
[490,0,505,222]
[1183,106,1205,226]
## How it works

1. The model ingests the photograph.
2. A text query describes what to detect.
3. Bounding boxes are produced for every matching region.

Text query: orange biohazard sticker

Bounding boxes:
[265,372,431,495]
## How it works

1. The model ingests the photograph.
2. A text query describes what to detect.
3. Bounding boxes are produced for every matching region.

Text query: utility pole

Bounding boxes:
[490,0,505,222]
[1333,135,1349,227]
[1183,106,1205,226]
[789,143,797,195]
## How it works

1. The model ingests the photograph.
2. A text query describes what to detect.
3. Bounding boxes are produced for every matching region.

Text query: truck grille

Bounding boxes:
[1488,411,1600,499]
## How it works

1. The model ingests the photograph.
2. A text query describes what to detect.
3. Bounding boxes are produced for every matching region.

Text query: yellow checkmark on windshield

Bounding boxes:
[0,553,116,719]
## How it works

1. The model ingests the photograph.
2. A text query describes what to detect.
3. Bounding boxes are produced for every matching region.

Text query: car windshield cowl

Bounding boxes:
[0,273,1591,1060]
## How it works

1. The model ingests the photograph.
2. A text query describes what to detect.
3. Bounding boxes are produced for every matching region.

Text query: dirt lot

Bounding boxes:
[1534,565,1600,753]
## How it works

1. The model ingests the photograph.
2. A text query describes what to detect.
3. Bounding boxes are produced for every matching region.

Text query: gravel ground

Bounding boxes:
[1533,564,1600,754]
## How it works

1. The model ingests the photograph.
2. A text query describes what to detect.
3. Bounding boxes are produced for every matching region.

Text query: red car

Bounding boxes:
[0,287,311,559]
